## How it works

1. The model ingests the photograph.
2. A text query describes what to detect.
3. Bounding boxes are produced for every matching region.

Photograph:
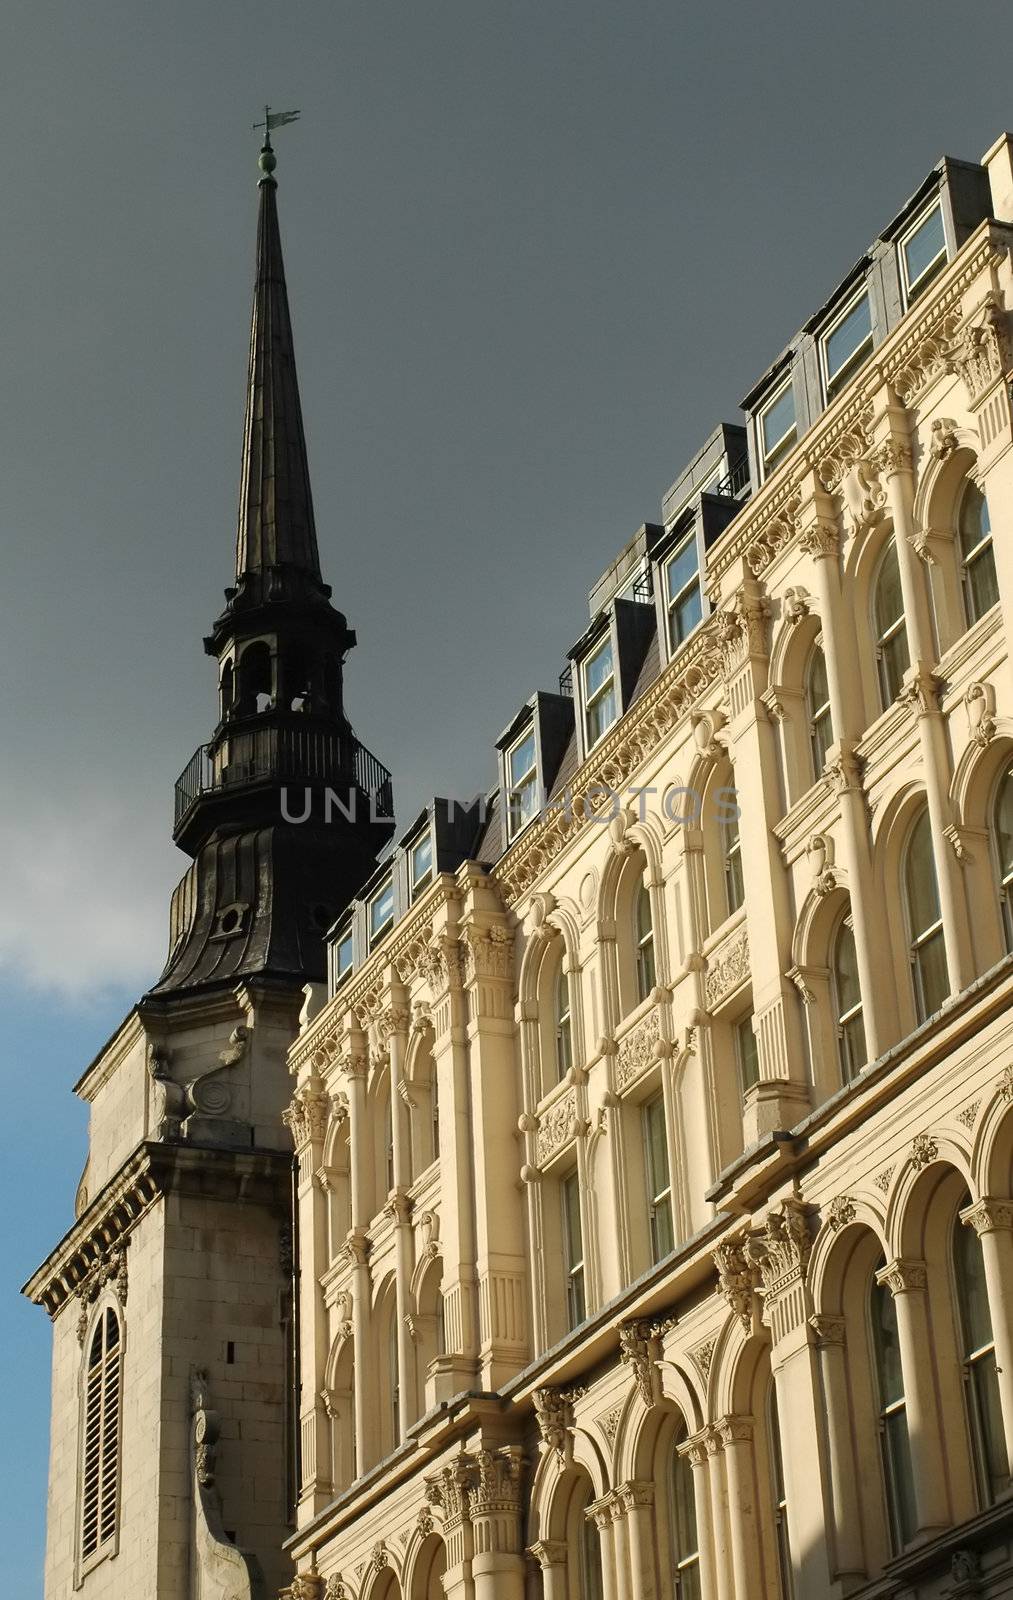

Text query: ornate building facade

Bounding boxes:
[24,128,1013,1600]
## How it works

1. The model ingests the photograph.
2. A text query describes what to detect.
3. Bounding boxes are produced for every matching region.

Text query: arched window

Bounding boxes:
[670,1440,702,1600]
[643,1093,674,1261]
[832,915,865,1082]
[722,803,745,917]
[555,965,573,1081]
[806,641,832,779]
[904,809,947,1022]
[80,1306,122,1566]
[870,1276,916,1551]
[383,1092,395,1196]
[388,1309,400,1450]
[767,1384,793,1598]
[635,882,656,1002]
[954,1215,1008,1505]
[874,541,910,709]
[993,767,1013,952]
[430,1059,440,1162]
[238,639,273,715]
[958,481,998,627]
[579,1501,605,1600]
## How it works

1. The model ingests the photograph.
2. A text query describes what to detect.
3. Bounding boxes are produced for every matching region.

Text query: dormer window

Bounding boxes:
[506,728,540,839]
[410,833,434,897]
[664,532,702,655]
[368,879,394,947]
[821,288,873,401]
[334,929,353,984]
[757,378,797,480]
[583,636,617,749]
[899,200,947,304]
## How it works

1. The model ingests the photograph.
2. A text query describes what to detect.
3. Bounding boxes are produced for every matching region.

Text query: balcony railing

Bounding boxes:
[174,723,394,829]
[715,455,752,500]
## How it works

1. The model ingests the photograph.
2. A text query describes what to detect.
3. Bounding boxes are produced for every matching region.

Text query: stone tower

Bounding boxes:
[24,131,393,1599]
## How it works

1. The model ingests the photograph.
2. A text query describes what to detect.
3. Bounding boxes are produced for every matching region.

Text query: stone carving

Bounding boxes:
[898,663,943,717]
[891,310,962,404]
[807,832,843,897]
[283,1081,330,1151]
[147,1042,187,1140]
[953,290,1010,405]
[814,404,874,493]
[873,1166,895,1194]
[965,680,997,749]
[745,1198,814,1299]
[323,1577,349,1600]
[841,456,887,536]
[712,1238,757,1333]
[744,492,802,577]
[692,1337,716,1378]
[956,1100,980,1130]
[910,1132,939,1169]
[998,1064,1013,1104]
[798,520,839,560]
[824,1195,856,1233]
[618,1320,657,1408]
[288,1578,324,1600]
[535,1088,580,1165]
[961,1197,1013,1235]
[929,416,960,460]
[783,585,811,623]
[876,1257,927,1295]
[463,924,513,982]
[615,1007,664,1091]
[809,1314,846,1347]
[597,1404,624,1447]
[534,1386,582,1466]
[75,1244,129,1345]
[704,926,750,1009]
[950,1548,982,1587]
[190,1369,262,1599]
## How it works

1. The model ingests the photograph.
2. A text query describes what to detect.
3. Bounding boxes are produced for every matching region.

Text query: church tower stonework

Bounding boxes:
[24,134,393,1599]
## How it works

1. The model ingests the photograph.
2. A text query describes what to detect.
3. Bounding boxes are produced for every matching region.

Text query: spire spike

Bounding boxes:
[233,120,322,603]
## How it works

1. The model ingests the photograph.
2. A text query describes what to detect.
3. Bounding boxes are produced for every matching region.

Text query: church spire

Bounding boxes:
[233,132,323,605]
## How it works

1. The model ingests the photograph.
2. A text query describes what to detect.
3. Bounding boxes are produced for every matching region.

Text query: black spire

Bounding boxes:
[148,135,393,998]
[233,146,324,604]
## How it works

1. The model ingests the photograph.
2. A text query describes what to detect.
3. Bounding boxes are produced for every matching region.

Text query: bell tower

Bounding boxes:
[25,128,392,1599]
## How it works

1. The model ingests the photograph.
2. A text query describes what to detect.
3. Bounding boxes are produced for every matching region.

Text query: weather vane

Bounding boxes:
[252,106,301,179]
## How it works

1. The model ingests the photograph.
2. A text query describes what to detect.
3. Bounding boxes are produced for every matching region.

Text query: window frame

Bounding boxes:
[643,1093,674,1263]
[756,376,798,482]
[663,529,703,655]
[409,832,434,899]
[805,639,833,781]
[870,1275,917,1552]
[554,964,573,1083]
[562,1168,586,1330]
[953,1211,1008,1507]
[505,725,540,841]
[898,199,948,307]
[670,1436,702,1599]
[903,809,947,1023]
[958,480,998,629]
[722,803,745,918]
[820,285,874,402]
[79,1303,123,1575]
[368,878,395,948]
[581,634,618,751]
[735,1012,759,1099]
[993,765,1013,953]
[873,540,910,710]
[635,880,657,1004]
[831,912,866,1084]
[333,927,354,986]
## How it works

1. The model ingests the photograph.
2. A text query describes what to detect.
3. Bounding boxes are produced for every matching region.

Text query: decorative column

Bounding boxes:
[715,1416,764,1600]
[527,1540,568,1600]
[586,1496,620,1600]
[342,1051,374,1472]
[678,1431,719,1600]
[618,1481,657,1600]
[468,1446,526,1600]
[716,581,810,1141]
[283,1075,332,1515]
[961,1197,1013,1476]
[873,416,974,995]
[745,1199,836,1600]
[426,1453,476,1600]
[809,1314,866,1583]
[703,1431,732,1600]
[796,488,893,1057]
[875,1257,949,1535]
[381,1000,416,1436]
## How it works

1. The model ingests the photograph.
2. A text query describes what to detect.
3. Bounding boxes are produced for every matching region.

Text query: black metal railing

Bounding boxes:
[631,569,654,604]
[558,664,574,698]
[174,724,394,828]
[715,455,752,500]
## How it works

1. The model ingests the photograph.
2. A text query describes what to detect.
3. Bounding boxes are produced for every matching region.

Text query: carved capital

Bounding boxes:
[960,1196,1013,1236]
[876,1256,927,1295]
[712,1237,759,1334]
[809,1313,847,1347]
[618,1319,658,1408]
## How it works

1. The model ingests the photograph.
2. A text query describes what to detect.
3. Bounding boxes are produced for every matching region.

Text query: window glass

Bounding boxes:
[723,804,745,916]
[833,918,866,1082]
[555,966,573,1081]
[874,542,910,707]
[768,1385,794,1599]
[824,292,873,395]
[871,1278,917,1549]
[954,1214,1008,1504]
[671,1445,702,1600]
[410,832,434,895]
[562,1171,586,1328]
[760,383,797,474]
[334,930,353,983]
[905,810,947,1021]
[902,203,946,298]
[644,1094,674,1261]
[807,644,832,777]
[369,880,394,944]
[959,483,998,625]
[635,882,656,1002]
[579,1506,605,1600]
[507,727,540,836]
[583,637,617,747]
[995,769,1013,951]
[736,1014,759,1097]
[666,534,703,652]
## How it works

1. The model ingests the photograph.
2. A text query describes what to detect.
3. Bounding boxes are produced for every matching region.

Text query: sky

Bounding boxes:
[4,0,1013,1588]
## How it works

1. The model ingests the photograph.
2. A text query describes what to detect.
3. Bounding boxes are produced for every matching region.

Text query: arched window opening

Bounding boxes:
[954,1214,1008,1505]
[874,541,910,709]
[635,882,656,1002]
[555,965,573,1081]
[993,767,1013,952]
[219,659,235,718]
[832,915,866,1082]
[806,641,832,780]
[80,1307,122,1566]
[388,1309,400,1452]
[238,639,273,716]
[722,801,745,917]
[959,481,998,627]
[383,1092,395,1197]
[870,1276,917,1551]
[904,809,947,1022]
[735,1012,759,1100]
[670,1439,702,1600]
[562,1169,586,1329]
[767,1384,794,1599]
[643,1093,674,1262]
[430,1060,440,1163]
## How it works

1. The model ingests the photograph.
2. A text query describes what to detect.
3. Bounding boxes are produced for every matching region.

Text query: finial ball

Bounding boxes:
[258,145,277,176]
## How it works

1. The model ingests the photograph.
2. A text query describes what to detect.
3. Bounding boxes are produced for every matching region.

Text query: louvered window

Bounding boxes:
[81,1307,122,1565]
